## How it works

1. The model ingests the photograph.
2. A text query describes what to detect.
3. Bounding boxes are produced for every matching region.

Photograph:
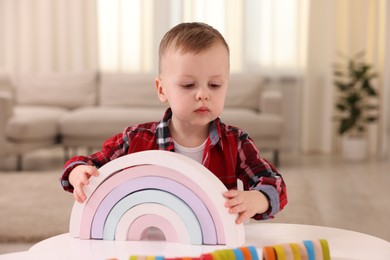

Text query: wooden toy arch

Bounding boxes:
[69,150,245,247]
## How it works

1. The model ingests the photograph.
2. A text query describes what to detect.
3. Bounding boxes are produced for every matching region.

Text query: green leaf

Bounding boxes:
[339,118,355,135]
[362,79,377,96]
[334,81,353,91]
[336,103,347,111]
[346,92,361,104]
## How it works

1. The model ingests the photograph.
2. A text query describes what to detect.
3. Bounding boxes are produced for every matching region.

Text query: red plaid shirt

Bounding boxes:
[60,108,287,219]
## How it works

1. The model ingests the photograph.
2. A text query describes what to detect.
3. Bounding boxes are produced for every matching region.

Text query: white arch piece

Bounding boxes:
[69,150,245,247]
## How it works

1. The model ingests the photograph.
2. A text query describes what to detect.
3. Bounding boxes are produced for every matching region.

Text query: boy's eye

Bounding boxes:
[181,83,195,88]
[209,83,220,88]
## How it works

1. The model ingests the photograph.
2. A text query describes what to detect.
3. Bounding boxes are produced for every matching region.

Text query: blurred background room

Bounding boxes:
[0,0,389,254]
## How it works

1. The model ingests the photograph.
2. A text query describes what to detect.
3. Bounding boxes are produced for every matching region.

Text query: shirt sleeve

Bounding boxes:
[59,132,127,192]
[236,131,287,220]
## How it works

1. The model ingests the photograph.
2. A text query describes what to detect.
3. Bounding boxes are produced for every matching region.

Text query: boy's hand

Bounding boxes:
[223,190,269,224]
[69,165,99,203]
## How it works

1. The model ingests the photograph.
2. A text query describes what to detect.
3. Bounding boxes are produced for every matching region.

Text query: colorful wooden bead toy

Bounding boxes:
[262,239,330,260]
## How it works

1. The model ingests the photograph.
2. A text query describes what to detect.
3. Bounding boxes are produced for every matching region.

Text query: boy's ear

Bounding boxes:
[155,77,168,103]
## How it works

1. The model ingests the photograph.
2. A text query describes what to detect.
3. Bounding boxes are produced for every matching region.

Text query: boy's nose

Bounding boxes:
[196,87,209,101]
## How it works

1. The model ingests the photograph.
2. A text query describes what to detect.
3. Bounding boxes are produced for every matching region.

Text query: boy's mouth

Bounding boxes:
[195,107,210,114]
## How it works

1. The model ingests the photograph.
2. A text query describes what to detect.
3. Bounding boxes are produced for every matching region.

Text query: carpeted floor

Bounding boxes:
[0,146,75,243]
[0,171,74,242]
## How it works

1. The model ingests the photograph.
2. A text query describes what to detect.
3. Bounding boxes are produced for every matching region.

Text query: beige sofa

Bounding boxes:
[0,72,283,170]
[0,72,97,169]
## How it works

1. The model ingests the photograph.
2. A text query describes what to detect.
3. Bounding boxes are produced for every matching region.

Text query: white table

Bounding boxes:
[1,223,390,260]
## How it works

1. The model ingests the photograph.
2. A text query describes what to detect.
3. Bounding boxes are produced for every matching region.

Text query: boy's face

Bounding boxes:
[156,43,229,130]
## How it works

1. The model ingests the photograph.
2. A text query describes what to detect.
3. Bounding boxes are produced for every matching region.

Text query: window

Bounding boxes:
[97,0,154,73]
[97,0,308,74]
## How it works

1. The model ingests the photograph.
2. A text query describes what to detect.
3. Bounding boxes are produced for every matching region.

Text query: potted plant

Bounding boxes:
[333,51,379,160]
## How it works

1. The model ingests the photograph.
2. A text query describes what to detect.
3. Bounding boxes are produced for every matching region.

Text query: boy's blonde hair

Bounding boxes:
[158,22,230,73]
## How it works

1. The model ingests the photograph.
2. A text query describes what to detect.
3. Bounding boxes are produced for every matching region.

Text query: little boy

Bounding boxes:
[60,22,287,224]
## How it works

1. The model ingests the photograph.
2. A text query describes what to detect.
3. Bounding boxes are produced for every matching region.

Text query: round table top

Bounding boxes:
[1,223,390,260]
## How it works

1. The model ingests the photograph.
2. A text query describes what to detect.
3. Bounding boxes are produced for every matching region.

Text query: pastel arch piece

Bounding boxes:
[102,189,202,245]
[115,203,190,243]
[127,214,179,242]
[78,165,217,244]
[85,172,216,244]
[69,150,245,247]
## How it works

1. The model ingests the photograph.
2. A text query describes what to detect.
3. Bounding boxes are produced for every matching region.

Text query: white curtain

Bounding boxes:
[301,0,389,157]
[97,0,154,73]
[0,0,98,74]
[97,0,308,74]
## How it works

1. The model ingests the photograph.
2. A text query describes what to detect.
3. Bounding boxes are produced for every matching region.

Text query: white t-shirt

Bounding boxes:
[174,138,244,191]
[173,139,207,164]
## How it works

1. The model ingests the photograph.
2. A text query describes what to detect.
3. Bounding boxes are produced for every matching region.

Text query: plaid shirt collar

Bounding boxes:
[156,108,222,150]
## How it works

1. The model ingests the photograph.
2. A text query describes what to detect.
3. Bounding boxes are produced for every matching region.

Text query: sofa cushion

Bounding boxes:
[220,108,283,138]
[225,74,263,111]
[99,74,162,107]
[59,107,166,139]
[6,106,68,141]
[11,72,97,109]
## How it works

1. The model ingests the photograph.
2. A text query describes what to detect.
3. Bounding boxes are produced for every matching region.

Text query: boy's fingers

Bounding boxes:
[76,195,84,204]
[73,192,79,202]
[225,198,240,208]
[229,203,246,214]
[74,182,87,202]
[86,167,99,177]
[223,190,239,198]
[81,176,90,186]
[224,192,242,208]
[236,213,246,224]
[75,189,86,203]
[73,191,84,203]
[235,210,252,224]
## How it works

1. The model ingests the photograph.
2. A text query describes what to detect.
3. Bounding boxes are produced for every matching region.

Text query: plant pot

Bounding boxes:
[341,137,367,161]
